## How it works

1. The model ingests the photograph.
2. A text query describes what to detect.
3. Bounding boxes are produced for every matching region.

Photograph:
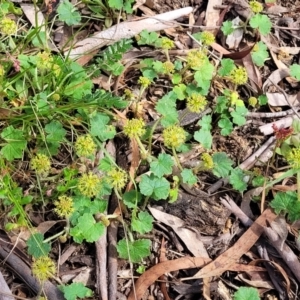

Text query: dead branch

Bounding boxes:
[0,270,14,300]
[0,246,65,300]
[65,7,193,60]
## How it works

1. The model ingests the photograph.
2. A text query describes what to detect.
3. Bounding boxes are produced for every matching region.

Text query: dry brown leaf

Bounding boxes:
[272,184,297,191]
[148,206,209,258]
[242,54,262,91]
[126,138,140,192]
[205,0,222,30]
[37,220,60,235]
[236,273,273,289]
[127,256,211,300]
[211,42,231,55]
[263,68,290,92]
[189,209,277,279]
[223,44,255,60]
[266,92,300,106]
[249,259,291,294]
[266,4,290,14]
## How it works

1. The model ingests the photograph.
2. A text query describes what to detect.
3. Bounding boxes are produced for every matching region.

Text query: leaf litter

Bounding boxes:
[1,0,300,299]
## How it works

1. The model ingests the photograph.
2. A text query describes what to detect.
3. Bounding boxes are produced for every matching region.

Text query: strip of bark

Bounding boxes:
[0,246,64,300]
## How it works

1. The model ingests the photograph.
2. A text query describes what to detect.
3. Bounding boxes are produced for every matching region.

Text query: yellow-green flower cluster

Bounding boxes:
[36,52,52,70]
[0,17,17,35]
[249,1,263,13]
[51,93,61,102]
[54,195,74,218]
[75,134,96,157]
[248,96,258,107]
[162,125,187,149]
[230,91,240,106]
[0,65,4,77]
[123,118,146,138]
[138,76,151,88]
[162,61,175,74]
[31,154,51,177]
[201,153,214,170]
[160,37,174,50]
[32,256,56,282]
[36,52,61,75]
[187,93,207,113]
[287,148,300,169]
[187,49,208,69]
[107,168,128,190]
[124,89,135,101]
[200,31,215,46]
[78,172,102,197]
[229,66,248,85]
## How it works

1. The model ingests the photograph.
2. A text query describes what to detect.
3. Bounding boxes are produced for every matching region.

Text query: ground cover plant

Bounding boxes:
[1,0,300,299]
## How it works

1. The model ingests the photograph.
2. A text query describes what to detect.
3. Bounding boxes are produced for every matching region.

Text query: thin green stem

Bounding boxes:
[43,229,66,243]
[172,147,183,171]
[141,196,150,211]
[297,171,300,201]
[147,118,161,154]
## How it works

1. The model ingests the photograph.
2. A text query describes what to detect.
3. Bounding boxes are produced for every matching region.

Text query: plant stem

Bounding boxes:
[172,147,183,171]
[297,171,300,201]
[141,196,150,210]
[43,229,66,243]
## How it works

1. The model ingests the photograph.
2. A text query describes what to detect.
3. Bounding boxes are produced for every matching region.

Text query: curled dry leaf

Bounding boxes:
[128,256,211,300]
[148,206,209,258]
[190,208,277,279]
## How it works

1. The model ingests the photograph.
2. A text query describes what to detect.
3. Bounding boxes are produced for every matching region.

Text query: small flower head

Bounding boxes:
[52,63,61,76]
[124,89,135,101]
[162,125,187,149]
[229,91,240,106]
[31,154,51,177]
[36,52,60,75]
[160,37,174,50]
[36,51,53,70]
[187,49,208,69]
[32,256,56,282]
[250,1,263,13]
[77,172,102,197]
[107,168,128,190]
[200,31,215,46]
[187,93,207,112]
[0,65,5,77]
[51,93,61,102]
[0,17,17,35]
[54,195,74,218]
[138,76,151,88]
[229,67,248,85]
[162,61,175,74]
[287,147,300,169]
[248,96,258,107]
[123,118,146,138]
[75,134,96,157]
[201,153,214,170]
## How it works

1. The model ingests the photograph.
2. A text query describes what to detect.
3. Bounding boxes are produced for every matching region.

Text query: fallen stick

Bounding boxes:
[0,246,64,300]
[65,7,193,60]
